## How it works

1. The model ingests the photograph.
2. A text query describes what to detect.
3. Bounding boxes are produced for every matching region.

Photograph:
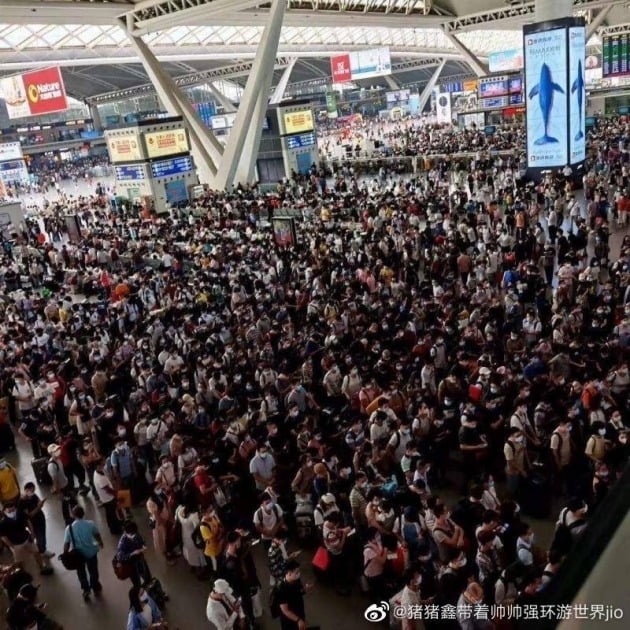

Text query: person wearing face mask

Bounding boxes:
[0,457,20,504]
[349,472,369,531]
[504,428,528,499]
[249,443,276,492]
[456,581,493,630]
[18,482,54,559]
[110,439,136,492]
[387,419,413,470]
[584,421,611,467]
[93,458,123,535]
[0,503,52,576]
[389,568,426,630]
[253,492,285,551]
[146,483,176,565]
[126,584,163,630]
[550,418,578,496]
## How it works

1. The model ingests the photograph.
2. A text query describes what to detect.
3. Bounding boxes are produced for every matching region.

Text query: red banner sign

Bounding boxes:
[0,67,68,119]
[330,54,352,83]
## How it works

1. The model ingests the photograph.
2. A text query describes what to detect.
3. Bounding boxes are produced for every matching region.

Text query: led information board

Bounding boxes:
[114,164,146,181]
[106,132,143,163]
[285,133,316,150]
[602,33,630,78]
[150,155,194,178]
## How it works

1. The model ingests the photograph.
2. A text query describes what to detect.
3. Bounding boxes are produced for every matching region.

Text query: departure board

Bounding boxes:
[603,33,630,77]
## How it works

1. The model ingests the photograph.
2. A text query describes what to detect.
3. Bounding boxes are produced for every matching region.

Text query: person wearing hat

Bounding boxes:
[206,578,244,630]
[46,444,69,496]
[313,493,337,533]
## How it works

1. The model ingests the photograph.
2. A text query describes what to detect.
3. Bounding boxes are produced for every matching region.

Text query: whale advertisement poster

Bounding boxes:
[524,27,568,168]
[569,25,586,165]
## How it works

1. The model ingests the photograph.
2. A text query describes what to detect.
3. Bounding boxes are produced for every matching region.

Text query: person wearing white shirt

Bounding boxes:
[206,578,243,630]
[391,568,425,630]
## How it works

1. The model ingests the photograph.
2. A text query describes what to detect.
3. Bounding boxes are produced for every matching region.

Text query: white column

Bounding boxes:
[208,82,237,113]
[89,103,103,132]
[417,59,446,113]
[535,0,573,22]
[384,74,400,90]
[443,28,488,78]
[587,7,612,42]
[214,0,287,190]
[120,22,224,185]
[269,57,297,105]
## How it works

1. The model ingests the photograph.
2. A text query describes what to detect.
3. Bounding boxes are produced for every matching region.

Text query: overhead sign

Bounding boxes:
[330,47,391,83]
[480,96,509,109]
[525,23,569,168]
[150,155,194,178]
[106,132,143,163]
[386,90,411,104]
[488,49,524,73]
[508,76,523,93]
[209,113,269,131]
[0,142,23,161]
[114,164,146,182]
[144,128,189,159]
[0,67,68,120]
[0,158,29,184]
[285,132,316,150]
[283,110,314,135]
[569,25,586,165]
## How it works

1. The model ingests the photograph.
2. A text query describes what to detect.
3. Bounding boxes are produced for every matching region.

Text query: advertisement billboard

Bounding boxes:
[0,142,23,161]
[325,91,338,119]
[144,128,189,159]
[479,77,509,98]
[436,93,452,123]
[106,132,143,163]
[283,110,314,135]
[524,26,568,168]
[488,49,524,73]
[330,47,391,83]
[0,67,68,120]
[569,25,586,165]
[0,159,29,184]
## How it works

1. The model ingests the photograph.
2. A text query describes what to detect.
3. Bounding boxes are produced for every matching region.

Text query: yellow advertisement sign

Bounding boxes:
[144,128,189,159]
[106,133,142,163]
[463,80,478,92]
[283,110,314,135]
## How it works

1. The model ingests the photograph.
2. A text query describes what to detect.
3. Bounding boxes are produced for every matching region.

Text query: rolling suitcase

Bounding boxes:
[31,457,52,486]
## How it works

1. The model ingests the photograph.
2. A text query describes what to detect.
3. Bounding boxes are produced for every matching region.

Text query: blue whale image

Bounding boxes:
[528,63,565,145]
[571,59,584,141]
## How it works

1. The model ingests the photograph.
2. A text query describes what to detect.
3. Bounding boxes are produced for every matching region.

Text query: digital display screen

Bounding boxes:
[488,49,524,73]
[569,25,586,164]
[602,33,630,77]
[509,94,523,105]
[585,116,596,127]
[150,156,194,178]
[282,110,314,135]
[144,128,189,159]
[0,159,25,172]
[479,77,509,97]
[165,179,188,204]
[285,133,316,150]
[509,77,523,93]
[525,27,568,168]
[479,96,508,109]
[115,164,145,181]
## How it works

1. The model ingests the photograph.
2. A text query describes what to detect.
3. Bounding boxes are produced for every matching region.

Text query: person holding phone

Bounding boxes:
[277,560,314,630]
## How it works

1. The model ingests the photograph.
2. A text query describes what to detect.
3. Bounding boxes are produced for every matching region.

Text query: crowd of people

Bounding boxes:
[0,113,628,630]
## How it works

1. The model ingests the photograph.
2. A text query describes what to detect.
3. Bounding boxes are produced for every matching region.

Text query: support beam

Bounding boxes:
[443,28,488,78]
[269,57,297,105]
[207,82,237,113]
[384,74,400,90]
[417,59,446,113]
[586,6,612,42]
[120,22,223,186]
[215,0,286,190]
[89,103,104,133]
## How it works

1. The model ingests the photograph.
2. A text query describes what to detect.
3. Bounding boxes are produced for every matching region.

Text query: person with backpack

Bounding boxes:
[175,502,206,578]
[503,428,528,498]
[362,526,387,597]
[206,578,244,630]
[550,418,577,496]
[253,492,285,551]
[116,520,151,588]
[551,497,589,556]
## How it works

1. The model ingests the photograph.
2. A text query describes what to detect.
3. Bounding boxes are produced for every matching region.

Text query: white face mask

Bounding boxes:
[598,429,606,436]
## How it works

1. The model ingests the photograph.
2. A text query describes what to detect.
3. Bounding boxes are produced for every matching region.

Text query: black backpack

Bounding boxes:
[191,522,206,550]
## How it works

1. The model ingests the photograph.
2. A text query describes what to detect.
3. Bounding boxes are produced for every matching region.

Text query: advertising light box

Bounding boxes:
[488,49,524,73]
[0,67,68,120]
[285,133,316,150]
[282,110,314,135]
[479,77,509,98]
[331,47,391,83]
[525,26,568,168]
[0,142,23,161]
[569,25,586,164]
[106,132,143,163]
[144,128,189,159]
